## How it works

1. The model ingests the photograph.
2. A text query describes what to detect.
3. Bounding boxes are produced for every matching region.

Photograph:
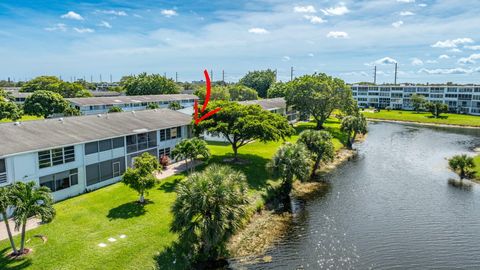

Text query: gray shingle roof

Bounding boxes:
[67,94,198,106]
[0,109,192,157]
[239,98,286,110]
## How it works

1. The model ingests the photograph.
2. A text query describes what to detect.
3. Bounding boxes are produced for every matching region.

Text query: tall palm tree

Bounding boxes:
[341,114,368,149]
[10,182,55,254]
[298,130,335,180]
[171,164,248,263]
[267,143,310,198]
[448,154,475,181]
[172,138,210,173]
[0,186,17,255]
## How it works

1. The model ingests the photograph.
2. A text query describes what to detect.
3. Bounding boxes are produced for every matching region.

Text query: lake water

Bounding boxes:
[233,122,480,269]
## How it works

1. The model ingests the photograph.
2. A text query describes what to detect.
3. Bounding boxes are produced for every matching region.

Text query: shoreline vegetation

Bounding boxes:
[363,110,480,128]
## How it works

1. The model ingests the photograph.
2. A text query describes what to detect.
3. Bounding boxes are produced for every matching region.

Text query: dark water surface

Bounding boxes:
[233,122,480,270]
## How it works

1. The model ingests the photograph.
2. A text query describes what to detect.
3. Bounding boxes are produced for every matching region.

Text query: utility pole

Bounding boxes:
[222,70,225,82]
[100,74,102,82]
[290,66,294,81]
[394,62,398,85]
[274,69,277,81]
[110,74,112,83]
[90,75,93,83]
[164,72,167,78]
[175,72,178,83]
[374,66,377,84]
[210,69,213,81]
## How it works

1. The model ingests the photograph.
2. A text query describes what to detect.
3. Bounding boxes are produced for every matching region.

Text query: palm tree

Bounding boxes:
[267,143,310,198]
[448,154,475,180]
[298,130,335,180]
[171,164,248,263]
[10,181,55,254]
[0,186,17,255]
[340,114,368,149]
[171,138,210,173]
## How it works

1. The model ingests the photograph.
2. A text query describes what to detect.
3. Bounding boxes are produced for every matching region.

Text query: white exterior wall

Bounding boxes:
[77,101,195,115]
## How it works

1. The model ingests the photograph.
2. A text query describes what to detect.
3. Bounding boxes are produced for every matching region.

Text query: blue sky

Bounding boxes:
[1,0,480,84]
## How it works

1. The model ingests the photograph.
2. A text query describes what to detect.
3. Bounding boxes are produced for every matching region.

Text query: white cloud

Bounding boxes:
[98,10,127,16]
[73,27,94,33]
[61,11,84,21]
[282,56,291,61]
[411,58,423,66]
[294,5,316,13]
[374,57,397,65]
[161,9,178,17]
[425,60,438,64]
[341,71,369,77]
[308,53,314,57]
[321,4,349,16]
[44,23,67,32]
[431,38,474,48]
[248,28,269,34]
[400,11,415,16]
[418,3,427,7]
[326,31,349,38]
[98,21,112,28]
[419,67,473,74]
[397,0,415,3]
[465,45,480,50]
[439,54,450,60]
[458,54,480,64]
[392,21,404,28]
[449,48,463,53]
[304,15,326,24]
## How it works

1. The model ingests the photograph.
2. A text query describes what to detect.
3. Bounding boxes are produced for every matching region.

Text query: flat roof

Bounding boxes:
[67,94,199,106]
[0,109,192,157]
[239,98,286,110]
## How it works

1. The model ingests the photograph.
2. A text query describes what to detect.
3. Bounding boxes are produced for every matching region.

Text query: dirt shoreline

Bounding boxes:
[366,118,480,129]
[227,146,358,261]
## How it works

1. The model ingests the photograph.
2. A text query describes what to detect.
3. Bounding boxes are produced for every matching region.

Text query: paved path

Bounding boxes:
[155,160,202,180]
[0,218,41,241]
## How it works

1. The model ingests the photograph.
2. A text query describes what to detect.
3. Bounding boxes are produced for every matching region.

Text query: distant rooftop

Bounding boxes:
[239,98,286,110]
[0,109,192,157]
[89,91,123,97]
[67,94,199,106]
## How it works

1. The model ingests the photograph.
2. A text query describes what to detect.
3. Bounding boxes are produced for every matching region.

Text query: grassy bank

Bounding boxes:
[474,155,480,180]
[0,115,42,123]
[363,110,480,127]
[0,119,344,270]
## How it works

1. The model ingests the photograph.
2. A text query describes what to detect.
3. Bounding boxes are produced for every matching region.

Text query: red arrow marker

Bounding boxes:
[194,70,221,125]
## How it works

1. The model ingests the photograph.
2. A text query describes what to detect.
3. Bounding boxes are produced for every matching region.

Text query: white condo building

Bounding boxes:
[351,84,480,115]
[0,109,192,201]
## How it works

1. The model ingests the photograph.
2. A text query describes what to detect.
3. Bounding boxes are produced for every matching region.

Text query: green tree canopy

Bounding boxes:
[171,164,248,263]
[227,84,258,101]
[0,88,14,101]
[147,103,160,110]
[196,101,295,160]
[121,73,180,96]
[108,106,123,113]
[122,152,160,203]
[340,114,368,149]
[267,81,289,98]
[239,69,276,98]
[23,90,68,118]
[21,76,62,92]
[0,100,22,121]
[11,181,55,255]
[21,76,91,98]
[425,102,448,118]
[286,73,353,129]
[267,142,310,198]
[411,94,427,112]
[298,130,335,179]
[448,154,475,180]
[171,138,210,173]
[168,101,182,110]
[194,85,230,101]
[63,106,81,116]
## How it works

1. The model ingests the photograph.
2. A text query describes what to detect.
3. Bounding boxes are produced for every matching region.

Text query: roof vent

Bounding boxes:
[58,118,64,122]
[97,114,102,118]
[132,111,136,115]
[14,121,21,126]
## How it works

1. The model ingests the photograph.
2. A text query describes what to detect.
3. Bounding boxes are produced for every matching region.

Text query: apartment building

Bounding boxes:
[0,109,192,201]
[239,97,299,122]
[67,94,198,115]
[351,84,480,115]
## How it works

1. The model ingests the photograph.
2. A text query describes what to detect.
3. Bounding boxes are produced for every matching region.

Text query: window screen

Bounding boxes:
[85,142,98,155]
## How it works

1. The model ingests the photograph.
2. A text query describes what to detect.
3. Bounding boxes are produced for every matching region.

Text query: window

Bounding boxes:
[159,147,171,158]
[99,139,112,152]
[85,142,98,155]
[38,146,75,169]
[0,159,6,184]
[86,158,126,186]
[40,169,78,192]
[85,137,124,155]
[112,137,124,148]
[160,127,181,141]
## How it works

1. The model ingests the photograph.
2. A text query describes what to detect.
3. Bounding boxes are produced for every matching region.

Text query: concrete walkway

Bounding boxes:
[155,160,202,180]
[0,218,41,241]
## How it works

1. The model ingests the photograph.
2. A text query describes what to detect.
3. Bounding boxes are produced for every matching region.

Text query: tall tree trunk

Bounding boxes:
[349,131,357,149]
[139,192,145,203]
[19,220,26,254]
[185,159,189,173]
[2,212,17,255]
[316,120,324,130]
[460,168,465,181]
[310,156,321,180]
[232,145,238,161]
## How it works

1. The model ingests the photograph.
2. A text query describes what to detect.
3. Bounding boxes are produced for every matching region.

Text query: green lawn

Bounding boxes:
[362,110,480,127]
[0,119,344,270]
[0,116,42,123]
[474,155,480,180]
